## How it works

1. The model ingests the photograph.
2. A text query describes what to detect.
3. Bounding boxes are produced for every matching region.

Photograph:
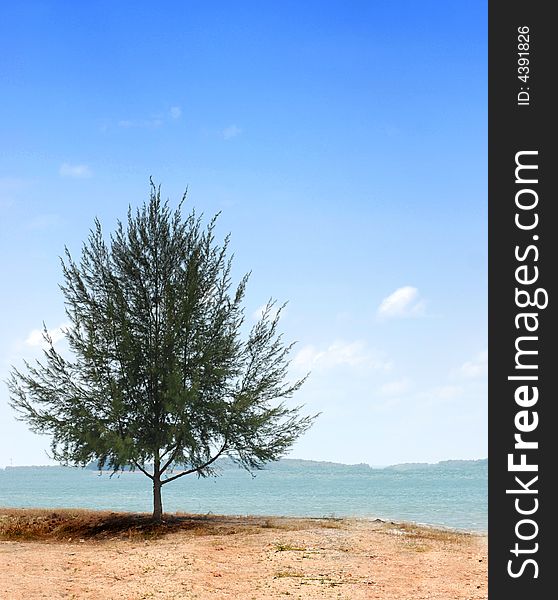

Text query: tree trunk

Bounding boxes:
[152,476,163,522]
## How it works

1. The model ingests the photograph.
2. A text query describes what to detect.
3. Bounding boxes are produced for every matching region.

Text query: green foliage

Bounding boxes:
[8,183,314,497]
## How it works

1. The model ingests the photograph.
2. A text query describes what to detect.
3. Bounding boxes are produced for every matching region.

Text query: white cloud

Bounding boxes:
[293,340,392,372]
[25,323,70,348]
[222,124,242,140]
[118,118,163,129]
[432,385,463,401]
[370,396,402,413]
[412,384,464,409]
[117,107,182,129]
[59,163,92,178]
[169,106,182,119]
[459,349,488,379]
[377,286,426,319]
[379,379,410,396]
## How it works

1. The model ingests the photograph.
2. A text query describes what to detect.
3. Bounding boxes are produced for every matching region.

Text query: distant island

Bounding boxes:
[78,456,488,472]
[2,457,488,471]
[385,458,488,471]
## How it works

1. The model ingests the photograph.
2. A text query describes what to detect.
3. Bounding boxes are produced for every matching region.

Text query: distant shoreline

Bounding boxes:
[0,456,489,470]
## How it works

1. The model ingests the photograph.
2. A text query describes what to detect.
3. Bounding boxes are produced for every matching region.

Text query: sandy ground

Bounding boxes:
[0,514,487,600]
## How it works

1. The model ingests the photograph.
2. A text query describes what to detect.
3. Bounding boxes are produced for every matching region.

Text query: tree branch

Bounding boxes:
[132,459,154,480]
[161,441,227,486]
[160,435,183,475]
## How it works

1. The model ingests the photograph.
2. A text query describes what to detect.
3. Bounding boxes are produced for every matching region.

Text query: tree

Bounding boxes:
[8,183,315,521]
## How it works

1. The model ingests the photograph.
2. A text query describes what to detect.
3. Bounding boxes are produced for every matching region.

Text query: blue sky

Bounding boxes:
[0,1,487,467]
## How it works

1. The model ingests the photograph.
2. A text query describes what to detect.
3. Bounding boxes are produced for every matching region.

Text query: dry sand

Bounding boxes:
[0,509,487,599]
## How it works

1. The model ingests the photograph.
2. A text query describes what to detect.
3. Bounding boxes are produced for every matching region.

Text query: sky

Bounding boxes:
[0,1,487,468]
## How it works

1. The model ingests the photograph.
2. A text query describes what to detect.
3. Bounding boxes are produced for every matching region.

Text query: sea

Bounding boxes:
[0,458,487,533]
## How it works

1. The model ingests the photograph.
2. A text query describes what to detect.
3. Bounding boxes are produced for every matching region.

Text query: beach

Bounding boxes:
[0,509,487,599]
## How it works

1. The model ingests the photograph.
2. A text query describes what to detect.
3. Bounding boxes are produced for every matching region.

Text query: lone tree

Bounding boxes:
[8,183,314,521]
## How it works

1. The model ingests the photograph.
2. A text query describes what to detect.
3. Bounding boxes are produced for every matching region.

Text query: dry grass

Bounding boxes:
[274,542,307,552]
[0,508,352,543]
[374,520,476,554]
[384,521,475,543]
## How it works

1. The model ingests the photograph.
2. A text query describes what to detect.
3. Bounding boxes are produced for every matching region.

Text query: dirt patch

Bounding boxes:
[0,508,487,599]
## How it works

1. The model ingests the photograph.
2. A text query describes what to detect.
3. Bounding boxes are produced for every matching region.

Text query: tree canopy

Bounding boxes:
[8,183,315,520]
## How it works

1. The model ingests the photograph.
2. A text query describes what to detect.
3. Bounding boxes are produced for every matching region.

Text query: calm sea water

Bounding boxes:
[0,459,487,532]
